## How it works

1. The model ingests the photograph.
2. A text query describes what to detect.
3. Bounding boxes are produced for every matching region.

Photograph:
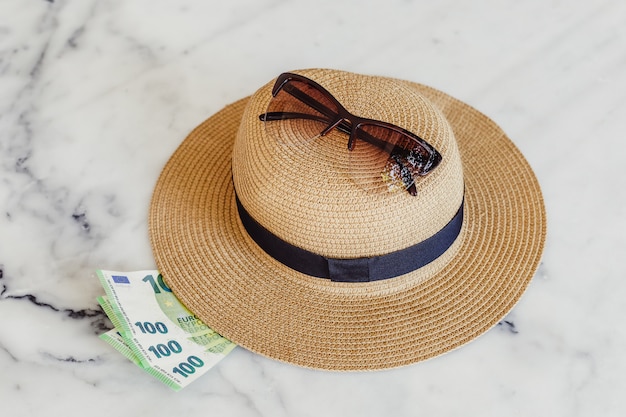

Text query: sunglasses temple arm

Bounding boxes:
[260,112,329,123]
[260,112,388,152]
[259,112,352,136]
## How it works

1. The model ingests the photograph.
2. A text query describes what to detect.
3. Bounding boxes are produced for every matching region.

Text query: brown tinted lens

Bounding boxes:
[264,79,340,146]
[350,124,433,194]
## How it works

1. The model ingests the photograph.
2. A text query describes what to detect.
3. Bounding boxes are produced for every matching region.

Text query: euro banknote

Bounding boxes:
[97,270,236,390]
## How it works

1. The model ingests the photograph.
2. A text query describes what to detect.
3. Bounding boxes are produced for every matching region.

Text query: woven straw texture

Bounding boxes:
[149,69,546,370]
[233,70,464,258]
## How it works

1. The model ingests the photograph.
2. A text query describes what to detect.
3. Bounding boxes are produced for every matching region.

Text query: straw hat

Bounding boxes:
[149,69,546,370]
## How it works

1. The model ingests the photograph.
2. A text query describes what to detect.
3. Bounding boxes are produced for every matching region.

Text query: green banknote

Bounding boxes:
[97,270,236,391]
[99,327,142,366]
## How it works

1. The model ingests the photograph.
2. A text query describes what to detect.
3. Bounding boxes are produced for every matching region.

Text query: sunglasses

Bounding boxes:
[259,72,442,196]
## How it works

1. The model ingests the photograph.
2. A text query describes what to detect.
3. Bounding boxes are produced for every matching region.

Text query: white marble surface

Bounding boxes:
[1,0,625,415]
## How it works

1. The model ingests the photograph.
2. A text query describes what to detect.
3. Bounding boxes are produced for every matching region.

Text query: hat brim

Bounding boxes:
[149,81,546,370]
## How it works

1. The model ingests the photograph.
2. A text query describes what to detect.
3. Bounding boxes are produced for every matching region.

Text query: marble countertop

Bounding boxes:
[1,0,625,415]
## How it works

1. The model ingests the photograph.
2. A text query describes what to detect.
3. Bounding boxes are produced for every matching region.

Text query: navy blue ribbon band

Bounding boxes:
[236,194,464,283]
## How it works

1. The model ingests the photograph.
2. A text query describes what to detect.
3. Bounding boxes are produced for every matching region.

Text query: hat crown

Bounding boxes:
[233,69,464,258]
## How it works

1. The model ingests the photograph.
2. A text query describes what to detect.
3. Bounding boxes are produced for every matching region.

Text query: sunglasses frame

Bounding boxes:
[260,72,442,195]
